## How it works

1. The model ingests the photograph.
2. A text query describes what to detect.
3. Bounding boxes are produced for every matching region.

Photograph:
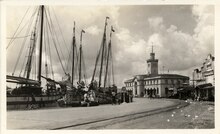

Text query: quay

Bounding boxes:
[7,98,180,129]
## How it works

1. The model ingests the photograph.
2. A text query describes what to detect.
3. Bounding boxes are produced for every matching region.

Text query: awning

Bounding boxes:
[196,83,212,89]
[203,86,214,89]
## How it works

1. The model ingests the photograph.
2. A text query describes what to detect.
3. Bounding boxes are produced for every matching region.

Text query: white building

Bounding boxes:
[193,54,215,101]
[124,48,189,97]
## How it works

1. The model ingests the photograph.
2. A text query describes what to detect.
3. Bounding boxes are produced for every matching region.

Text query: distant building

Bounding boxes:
[193,54,215,101]
[124,47,189,98]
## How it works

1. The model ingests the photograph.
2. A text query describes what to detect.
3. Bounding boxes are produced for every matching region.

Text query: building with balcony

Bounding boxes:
[193,54,215,101]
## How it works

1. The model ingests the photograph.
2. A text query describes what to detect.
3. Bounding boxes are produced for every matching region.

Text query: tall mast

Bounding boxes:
[104,26,114,88]
[72,21,76,84]
[38,5,44,83]
[24,9,41,79]
[98,17,109,87]
[79,29,85,83]
[24,31,36,79]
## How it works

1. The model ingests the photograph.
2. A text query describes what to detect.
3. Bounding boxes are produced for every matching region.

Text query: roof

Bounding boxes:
[124,78,135,83]
[124,73,189,83]
[196,83,213,89]
[144,74,189,80]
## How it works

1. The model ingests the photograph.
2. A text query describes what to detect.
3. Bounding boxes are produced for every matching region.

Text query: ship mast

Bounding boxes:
[38,5,44,83]
[24,29,37,79]
[98,17,109,87]
[72,21,76,84]
[104,26,114,88]
[79,29,85,83]
[23,8,41,80]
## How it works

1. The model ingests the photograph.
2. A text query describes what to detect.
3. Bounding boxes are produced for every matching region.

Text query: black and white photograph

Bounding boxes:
[0,1,219,132]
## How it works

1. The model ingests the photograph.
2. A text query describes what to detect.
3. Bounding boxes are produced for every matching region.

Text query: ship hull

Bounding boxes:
[7,95,61,110]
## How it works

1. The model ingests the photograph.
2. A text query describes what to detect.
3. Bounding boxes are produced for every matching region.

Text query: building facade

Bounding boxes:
[193,54,215,101]
[124,48,189,98]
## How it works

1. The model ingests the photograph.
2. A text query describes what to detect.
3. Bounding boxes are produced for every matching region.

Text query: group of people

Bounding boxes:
[111,91,122,105]
[83,90,96,106]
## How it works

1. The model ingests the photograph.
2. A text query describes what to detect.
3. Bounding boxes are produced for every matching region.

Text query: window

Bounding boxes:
[183,79,186,83]
[207,64,212,70]
[165,87,168,95]
[165,79,168,84]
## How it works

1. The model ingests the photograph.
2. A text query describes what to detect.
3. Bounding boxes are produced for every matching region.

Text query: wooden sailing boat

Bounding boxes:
[89,17,117,104]
[6,5,69,110]
[57,27,88,107]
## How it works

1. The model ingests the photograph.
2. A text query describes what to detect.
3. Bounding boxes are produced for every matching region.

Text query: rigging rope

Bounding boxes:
[73,47,79,83]
[12,7,38,76]
[34,46,37,80]
[46,8,68,69]
[110,46,115,85]
[43,23,47,77]
[7,35,31,39]
[24,7,41,79]
[45,10,66,74]
[66,44,72,72]
[7,7,39,50]
[82,51,87,85]
[7,7,30,49]
[51,7,70,57]
[46,23,55,80]
[19,45,29,77]
[91,41,102,83]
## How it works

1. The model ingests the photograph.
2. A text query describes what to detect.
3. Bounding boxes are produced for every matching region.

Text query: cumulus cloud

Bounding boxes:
[85,25,101,35]
[148,17,165,32]
[6,5,214,87]
[146,5,214,73]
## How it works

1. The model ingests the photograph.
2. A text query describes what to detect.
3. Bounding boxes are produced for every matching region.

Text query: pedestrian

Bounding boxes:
[30,93,36,109]
[112,91,116,105]
[84,93,90,107]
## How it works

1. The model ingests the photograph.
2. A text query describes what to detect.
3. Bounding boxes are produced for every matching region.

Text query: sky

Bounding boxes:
[6,5,214,87]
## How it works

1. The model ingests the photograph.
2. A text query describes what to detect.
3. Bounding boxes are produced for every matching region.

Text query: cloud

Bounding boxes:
[6,5,214,87]
[116,28,131,42]
[145,5,214,73]
[192,5,214,54]
[85,25,101,35]
[148,17,165,32]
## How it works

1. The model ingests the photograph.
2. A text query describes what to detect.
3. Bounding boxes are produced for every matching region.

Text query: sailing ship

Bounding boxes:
[7,6,117,110]
[88,17,117,104]
[7,5,75,109]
